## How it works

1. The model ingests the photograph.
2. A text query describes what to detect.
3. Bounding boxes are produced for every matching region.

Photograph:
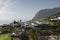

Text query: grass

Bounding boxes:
[0,34,11,40]
[0,34,20,40]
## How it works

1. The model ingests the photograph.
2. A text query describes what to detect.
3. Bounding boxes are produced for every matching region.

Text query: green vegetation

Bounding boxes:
[0,34,10,40]
[0,34,20,40]
[0,12,60,40]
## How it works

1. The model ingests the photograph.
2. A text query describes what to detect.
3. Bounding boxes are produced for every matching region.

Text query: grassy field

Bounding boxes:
[0,34,20,40]
[0,34,10,40]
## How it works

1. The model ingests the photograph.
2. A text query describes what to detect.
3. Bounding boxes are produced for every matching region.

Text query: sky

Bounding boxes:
[0,0,60,25]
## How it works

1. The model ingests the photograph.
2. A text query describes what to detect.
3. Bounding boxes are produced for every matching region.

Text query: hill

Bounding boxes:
[33,7,60,20]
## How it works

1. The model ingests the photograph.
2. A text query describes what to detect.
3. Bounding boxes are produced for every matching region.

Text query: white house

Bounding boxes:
[57,17,60,20]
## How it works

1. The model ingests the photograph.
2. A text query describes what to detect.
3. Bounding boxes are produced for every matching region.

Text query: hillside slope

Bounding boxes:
[33,7,60,20]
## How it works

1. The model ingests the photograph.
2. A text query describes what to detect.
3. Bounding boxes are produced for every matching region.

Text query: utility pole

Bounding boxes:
[11,20,16,40]
[20,20,22,28]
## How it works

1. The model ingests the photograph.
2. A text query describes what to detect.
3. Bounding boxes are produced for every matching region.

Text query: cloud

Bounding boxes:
[0,0,25,24]
[0,0,12,24]
[0,0,8,17]
[0,0,14,20]
[0,0,33,25]
[0,0,9,10]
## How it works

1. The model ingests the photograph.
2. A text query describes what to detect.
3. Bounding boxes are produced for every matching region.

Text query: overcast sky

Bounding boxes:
[0,0,60,25]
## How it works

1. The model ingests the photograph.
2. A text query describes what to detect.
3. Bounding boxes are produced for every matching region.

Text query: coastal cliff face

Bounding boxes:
[33,7,60,20]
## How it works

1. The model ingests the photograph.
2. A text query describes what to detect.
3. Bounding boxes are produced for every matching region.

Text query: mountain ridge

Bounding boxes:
[33,7,60,20]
